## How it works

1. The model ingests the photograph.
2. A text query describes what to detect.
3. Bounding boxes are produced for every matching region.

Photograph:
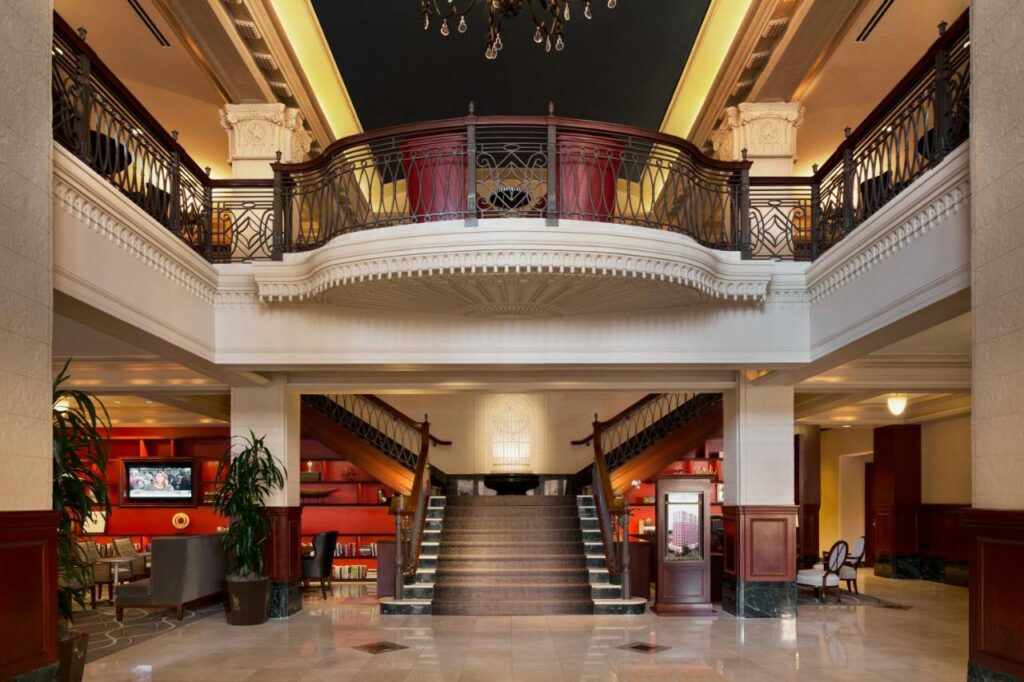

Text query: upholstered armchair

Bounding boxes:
[79,540,113,607]
[797,540,848,603]
[813,535,866,594]
[302,531,339,599]
[113,537,148,580]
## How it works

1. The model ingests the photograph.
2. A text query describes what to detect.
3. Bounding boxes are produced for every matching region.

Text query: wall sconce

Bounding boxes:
[886,394,908,417]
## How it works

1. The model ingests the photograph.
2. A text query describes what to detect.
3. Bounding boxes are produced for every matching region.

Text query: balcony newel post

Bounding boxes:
[390,492,405,600]
[74,27,92,162]
[934,21,952,163]
[841,127,855,234]
[810,164,821,260]
[170,130,181,235]
[620,498,631,601]
[546,101,558,227]
[272,150,284,261]
[203,166,213,262]
[465,101,478,227]
[739,148,751,259]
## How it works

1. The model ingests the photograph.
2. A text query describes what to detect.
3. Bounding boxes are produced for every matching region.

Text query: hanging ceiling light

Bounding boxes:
[419,0,617,60]
[886,393,908,417]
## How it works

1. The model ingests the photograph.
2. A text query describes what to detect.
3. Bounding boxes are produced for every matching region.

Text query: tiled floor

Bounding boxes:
[83,570,968,681]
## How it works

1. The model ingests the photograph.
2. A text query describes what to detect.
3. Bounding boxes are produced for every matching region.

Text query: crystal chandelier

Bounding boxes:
[419,0,618,60]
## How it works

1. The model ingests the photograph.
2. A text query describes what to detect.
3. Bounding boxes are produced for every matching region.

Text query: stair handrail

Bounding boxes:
[362,394,453,446]
[402,418,433,579]
[590,416,624,580]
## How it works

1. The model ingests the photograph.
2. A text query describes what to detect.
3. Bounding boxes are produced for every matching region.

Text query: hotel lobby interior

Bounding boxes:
[1,0,1022,680]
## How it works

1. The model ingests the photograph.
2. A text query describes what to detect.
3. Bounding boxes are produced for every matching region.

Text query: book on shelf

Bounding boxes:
[332,564,370,580]
[332,541,378,558]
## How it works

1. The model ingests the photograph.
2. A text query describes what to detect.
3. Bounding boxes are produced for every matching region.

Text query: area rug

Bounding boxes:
[797,588,907,608]
[70,601,223,662]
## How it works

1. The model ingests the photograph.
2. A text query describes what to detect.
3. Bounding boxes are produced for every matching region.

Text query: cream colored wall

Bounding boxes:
[921,415,972,504]
[0,0,53,510]
[970,0,1024,510]
[839,454,871,544]
[819,428,873,550]
[382,392,646,474]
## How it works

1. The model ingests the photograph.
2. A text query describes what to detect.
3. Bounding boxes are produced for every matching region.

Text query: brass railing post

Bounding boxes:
[546,102,558,226]
[74,27,92,163]
[272,150,284,261]
[465,103,478,227]
[934,21,952,163]
[841,127,855,233]
[169,130,181,234]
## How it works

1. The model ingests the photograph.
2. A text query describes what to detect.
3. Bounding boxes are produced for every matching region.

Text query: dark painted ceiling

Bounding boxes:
[312,1,711,132]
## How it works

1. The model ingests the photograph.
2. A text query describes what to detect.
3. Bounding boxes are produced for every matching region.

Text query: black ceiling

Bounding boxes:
[312,1,711,133]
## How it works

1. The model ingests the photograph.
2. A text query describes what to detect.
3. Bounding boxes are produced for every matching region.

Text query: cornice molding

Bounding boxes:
[806,145,969,304]
[249,221,777,310]
[52,145,219,304]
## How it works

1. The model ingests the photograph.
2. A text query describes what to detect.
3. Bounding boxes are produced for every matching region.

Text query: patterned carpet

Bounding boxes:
[797,587,907,608]
[70,601,223,662]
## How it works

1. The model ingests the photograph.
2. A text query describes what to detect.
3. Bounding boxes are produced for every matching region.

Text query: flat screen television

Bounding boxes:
[121,459,197,506]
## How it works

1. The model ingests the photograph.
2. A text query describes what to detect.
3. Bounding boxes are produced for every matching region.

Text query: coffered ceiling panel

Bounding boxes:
[311,1,710,131]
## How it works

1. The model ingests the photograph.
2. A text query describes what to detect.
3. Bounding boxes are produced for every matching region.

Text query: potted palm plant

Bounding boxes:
[52,361,112,682]
[211,432,286,626]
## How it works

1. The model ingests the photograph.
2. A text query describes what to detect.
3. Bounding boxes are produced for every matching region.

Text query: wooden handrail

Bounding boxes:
[402,420,432,579]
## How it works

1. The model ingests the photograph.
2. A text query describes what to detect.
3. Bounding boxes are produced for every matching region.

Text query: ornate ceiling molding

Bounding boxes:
[250,221,777,316]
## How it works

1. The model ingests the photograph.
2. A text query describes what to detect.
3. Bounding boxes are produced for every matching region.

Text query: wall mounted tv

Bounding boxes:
[121,459,197,506]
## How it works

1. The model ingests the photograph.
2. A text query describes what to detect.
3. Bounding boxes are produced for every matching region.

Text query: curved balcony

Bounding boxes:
[271,116,751,258]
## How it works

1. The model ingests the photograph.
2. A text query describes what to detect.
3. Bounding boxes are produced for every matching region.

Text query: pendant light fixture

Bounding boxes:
[886,393,908,417]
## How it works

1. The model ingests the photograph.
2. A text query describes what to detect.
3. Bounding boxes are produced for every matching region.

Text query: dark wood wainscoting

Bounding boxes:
[919,504,970,585]
[721,506,798,618]
[0,510,59,680]
[263,506,302,584]
[962,509,1024,681]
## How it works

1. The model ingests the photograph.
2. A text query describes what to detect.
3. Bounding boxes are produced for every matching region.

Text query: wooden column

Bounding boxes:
[0,511,59,680]
[263,506,302,618]
[795,427,821,568]
[721,505,798,618]
[871,425,922,578]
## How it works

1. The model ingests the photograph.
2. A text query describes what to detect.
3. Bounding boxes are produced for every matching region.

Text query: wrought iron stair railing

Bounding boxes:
[52,9,968,265]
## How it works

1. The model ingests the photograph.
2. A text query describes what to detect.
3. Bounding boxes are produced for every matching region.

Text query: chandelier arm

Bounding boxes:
[426,0,478,20]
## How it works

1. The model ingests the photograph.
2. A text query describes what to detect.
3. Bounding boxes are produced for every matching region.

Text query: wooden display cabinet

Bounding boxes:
[655,475,715,614]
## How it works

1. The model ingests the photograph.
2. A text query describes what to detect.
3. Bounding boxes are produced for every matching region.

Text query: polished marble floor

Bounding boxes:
[82,570,968,682]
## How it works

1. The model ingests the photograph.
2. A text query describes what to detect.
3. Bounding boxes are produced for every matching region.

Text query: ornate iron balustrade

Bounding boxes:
[302,394,422,470]
[52,10,968,265]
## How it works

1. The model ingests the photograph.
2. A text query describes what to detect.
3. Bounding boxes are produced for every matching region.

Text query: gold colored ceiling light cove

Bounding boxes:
[420,0,617,60]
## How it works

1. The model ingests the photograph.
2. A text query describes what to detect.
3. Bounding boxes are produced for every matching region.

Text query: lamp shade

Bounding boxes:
[886,394,908,417]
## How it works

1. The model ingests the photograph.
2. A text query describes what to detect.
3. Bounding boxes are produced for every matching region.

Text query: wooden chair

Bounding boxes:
[113,537,149,581]
[813,535,866,594]
[79,541,113,607]
[797,540,848,603]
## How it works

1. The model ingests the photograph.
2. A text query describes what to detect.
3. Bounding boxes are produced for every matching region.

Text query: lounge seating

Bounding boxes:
[797,540,848,603]
[113,537,148,580]
[814,535,866,594]
[115,534,225,621]
[302,531,338,599]
[78,541,114,607]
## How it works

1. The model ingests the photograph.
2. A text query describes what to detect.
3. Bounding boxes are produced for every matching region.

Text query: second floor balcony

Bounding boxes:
[50,12,969,267]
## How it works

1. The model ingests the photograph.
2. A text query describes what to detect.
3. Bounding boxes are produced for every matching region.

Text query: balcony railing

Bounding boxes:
[51,10,968,265]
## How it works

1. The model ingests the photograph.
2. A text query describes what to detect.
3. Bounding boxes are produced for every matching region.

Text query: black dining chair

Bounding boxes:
[302,531,339,599]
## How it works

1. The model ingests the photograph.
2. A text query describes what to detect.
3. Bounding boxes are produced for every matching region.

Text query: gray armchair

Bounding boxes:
[78,541,113,607]
[115,534,226,621]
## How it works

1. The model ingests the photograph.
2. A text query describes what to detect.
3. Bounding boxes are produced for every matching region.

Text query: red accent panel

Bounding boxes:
[263,507,302,583]
[558,133,623,221]
[400,133,466,222]
[105,506,226,536]
[301,506,392,536]
[0,510,59,679]
[963,509,1024,679]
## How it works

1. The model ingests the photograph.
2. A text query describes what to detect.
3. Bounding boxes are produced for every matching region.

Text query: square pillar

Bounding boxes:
[230,377,303,617]
[720,374,798,618]
[871,425,922,579]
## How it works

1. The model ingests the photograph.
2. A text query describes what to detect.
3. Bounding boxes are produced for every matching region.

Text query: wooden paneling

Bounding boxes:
[919,504,969,562]
[963,509,1024,679]
[798,503,820,565]
[0,510,59,680]
[872,425,921,560]
[263,507,302,583]
[723,506,798,582]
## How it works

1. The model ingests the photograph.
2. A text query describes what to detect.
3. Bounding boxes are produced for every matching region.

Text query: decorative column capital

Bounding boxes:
[711,101,804,174]
[219,103,313,178]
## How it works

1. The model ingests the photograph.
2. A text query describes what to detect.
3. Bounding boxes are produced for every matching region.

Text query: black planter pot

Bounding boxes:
[58,629,88,682]
[223,577,271,626]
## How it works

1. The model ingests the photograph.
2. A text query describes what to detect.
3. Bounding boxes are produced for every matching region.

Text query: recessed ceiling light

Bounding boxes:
[841,424,852,429]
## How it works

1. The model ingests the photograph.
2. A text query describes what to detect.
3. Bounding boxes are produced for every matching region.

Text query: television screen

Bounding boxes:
[124,461,195,503]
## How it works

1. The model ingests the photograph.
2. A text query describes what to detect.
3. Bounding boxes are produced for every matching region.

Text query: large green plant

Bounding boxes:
[53,360,112,622]
[211,432,286,579]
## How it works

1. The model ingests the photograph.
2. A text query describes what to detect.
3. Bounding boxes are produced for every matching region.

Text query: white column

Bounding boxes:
[711,101,805,177]
[722,373,795,505]
[0,0,53,511]
[219,103,313,179]
[230,376,301,507]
